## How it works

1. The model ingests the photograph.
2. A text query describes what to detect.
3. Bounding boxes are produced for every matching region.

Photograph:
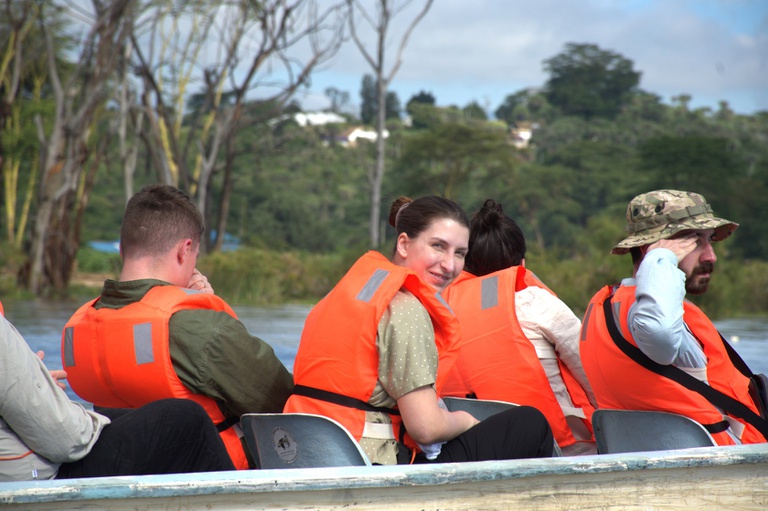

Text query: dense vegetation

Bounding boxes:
[76,60,768,318]
[2,11,768,319]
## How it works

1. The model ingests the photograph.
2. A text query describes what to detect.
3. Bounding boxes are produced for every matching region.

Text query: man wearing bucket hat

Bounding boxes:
[580,190,768,446]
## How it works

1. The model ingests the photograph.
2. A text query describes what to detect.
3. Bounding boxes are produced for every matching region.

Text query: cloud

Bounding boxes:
[302,0,768,115]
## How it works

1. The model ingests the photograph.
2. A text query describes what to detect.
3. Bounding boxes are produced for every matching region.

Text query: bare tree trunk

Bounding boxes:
[347,0,434,248]
[131,0,344,253]
[196,108,231,248]
[116,43,143,204]
[213,132,238,253]
[26,0,134,295]
[370,71,387,248]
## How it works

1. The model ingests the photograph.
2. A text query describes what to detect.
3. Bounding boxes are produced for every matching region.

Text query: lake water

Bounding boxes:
[3,300,768,405]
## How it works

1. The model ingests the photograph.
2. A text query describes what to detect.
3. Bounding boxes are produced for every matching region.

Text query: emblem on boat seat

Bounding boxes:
[272,427,298,463]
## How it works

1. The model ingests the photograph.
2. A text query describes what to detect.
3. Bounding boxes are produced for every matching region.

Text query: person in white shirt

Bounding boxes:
[443,199,597,455]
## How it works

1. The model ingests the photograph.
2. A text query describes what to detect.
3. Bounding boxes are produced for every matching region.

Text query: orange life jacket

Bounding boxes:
[63,286,250,469]
[581,284,766,445]
[443,268,595,448]
[284,251,462,451]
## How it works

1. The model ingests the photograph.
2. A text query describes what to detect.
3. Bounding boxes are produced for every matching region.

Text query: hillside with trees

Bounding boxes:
[2,2,767,318]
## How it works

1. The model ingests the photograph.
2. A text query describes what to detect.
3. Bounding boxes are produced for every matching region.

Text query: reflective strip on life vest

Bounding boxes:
[134,323,154,365]
[63,327,75,367]
[357,269,390,302]
[481,276,498,310]
[64,323,157,367]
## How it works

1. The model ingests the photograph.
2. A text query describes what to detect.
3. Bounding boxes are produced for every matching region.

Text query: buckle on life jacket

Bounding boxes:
[362,421,396,440]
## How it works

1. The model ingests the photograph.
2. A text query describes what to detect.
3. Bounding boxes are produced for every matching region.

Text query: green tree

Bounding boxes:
[360,76,400,123]
[546,140,640,228]
[462,101,487,121]
[495,88,556,127]
[406,90,435,113]
[325,86,351,115]
[226,111,371,253]
[385,90,401,119]
[406,90,437,129]
[0,1,73,250]
[407,90,435,106]
[544,42,641,119]
[493,162,581,253]
[725,173,768,259]
[396,121,514,202]
[495,89,529,125]
[638,136,740,202]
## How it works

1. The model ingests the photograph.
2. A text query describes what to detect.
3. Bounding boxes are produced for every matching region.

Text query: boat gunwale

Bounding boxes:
[2,444,767,505]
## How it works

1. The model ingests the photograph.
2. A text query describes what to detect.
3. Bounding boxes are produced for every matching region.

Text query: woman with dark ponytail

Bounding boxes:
[443,199,598,456]
[285,196,553,465]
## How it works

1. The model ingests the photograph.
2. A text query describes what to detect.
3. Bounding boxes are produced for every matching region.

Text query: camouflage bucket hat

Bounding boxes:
[611,190,738,255]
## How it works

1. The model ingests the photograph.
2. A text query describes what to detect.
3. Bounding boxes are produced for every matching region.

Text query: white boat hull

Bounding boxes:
[2,444,767,510]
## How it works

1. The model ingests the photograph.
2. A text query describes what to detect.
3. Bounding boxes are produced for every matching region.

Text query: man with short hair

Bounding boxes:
[580,189,767,445]
[64,185,293,469]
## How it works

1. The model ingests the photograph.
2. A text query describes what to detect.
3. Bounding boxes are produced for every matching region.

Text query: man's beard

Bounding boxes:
[685,261,715,295]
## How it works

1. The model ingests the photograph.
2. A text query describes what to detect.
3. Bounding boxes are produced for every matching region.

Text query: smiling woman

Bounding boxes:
[285,195,554,466]
[389,196,469,292]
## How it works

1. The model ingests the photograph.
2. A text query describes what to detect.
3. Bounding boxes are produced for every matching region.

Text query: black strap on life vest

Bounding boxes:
[721,339,768,420]
[216,415,240,433]
[602,296,768,441]
[293,384,401,416]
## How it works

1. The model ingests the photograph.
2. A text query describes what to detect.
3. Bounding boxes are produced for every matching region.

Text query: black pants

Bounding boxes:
[414,406,553,463]
[56,399,235,478]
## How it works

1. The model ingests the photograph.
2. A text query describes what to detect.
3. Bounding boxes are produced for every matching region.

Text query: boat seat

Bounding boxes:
[241,413,372,469]
[443,396,521,420]
[442,396,563,457]
[592,409,717,454]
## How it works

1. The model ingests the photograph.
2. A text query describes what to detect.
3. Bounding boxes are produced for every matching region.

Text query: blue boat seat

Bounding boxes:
[241,413,372,469]
[442,396,563,457]
[592,409,717,454]
[443,396,520,420]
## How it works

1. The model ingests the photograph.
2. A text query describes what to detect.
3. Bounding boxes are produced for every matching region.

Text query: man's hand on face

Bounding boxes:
[188,269,215,294]
[647,233,698,264]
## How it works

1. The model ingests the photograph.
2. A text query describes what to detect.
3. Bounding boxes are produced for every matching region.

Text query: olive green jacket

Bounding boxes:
[95,279,294,418]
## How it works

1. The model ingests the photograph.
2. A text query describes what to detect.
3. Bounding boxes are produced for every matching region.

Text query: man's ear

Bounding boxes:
[176,238,193,264]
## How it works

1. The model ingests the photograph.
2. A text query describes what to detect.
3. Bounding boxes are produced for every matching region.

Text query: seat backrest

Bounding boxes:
[592,409,717,454]
[442,396,519,421]
[241,413,372,469]
[442,397,563,457]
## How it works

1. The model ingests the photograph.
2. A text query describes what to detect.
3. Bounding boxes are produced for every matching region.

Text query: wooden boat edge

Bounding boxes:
[1,443,767,506]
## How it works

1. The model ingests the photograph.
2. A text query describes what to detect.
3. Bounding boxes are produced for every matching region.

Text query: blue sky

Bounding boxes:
[297,0,768,116]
